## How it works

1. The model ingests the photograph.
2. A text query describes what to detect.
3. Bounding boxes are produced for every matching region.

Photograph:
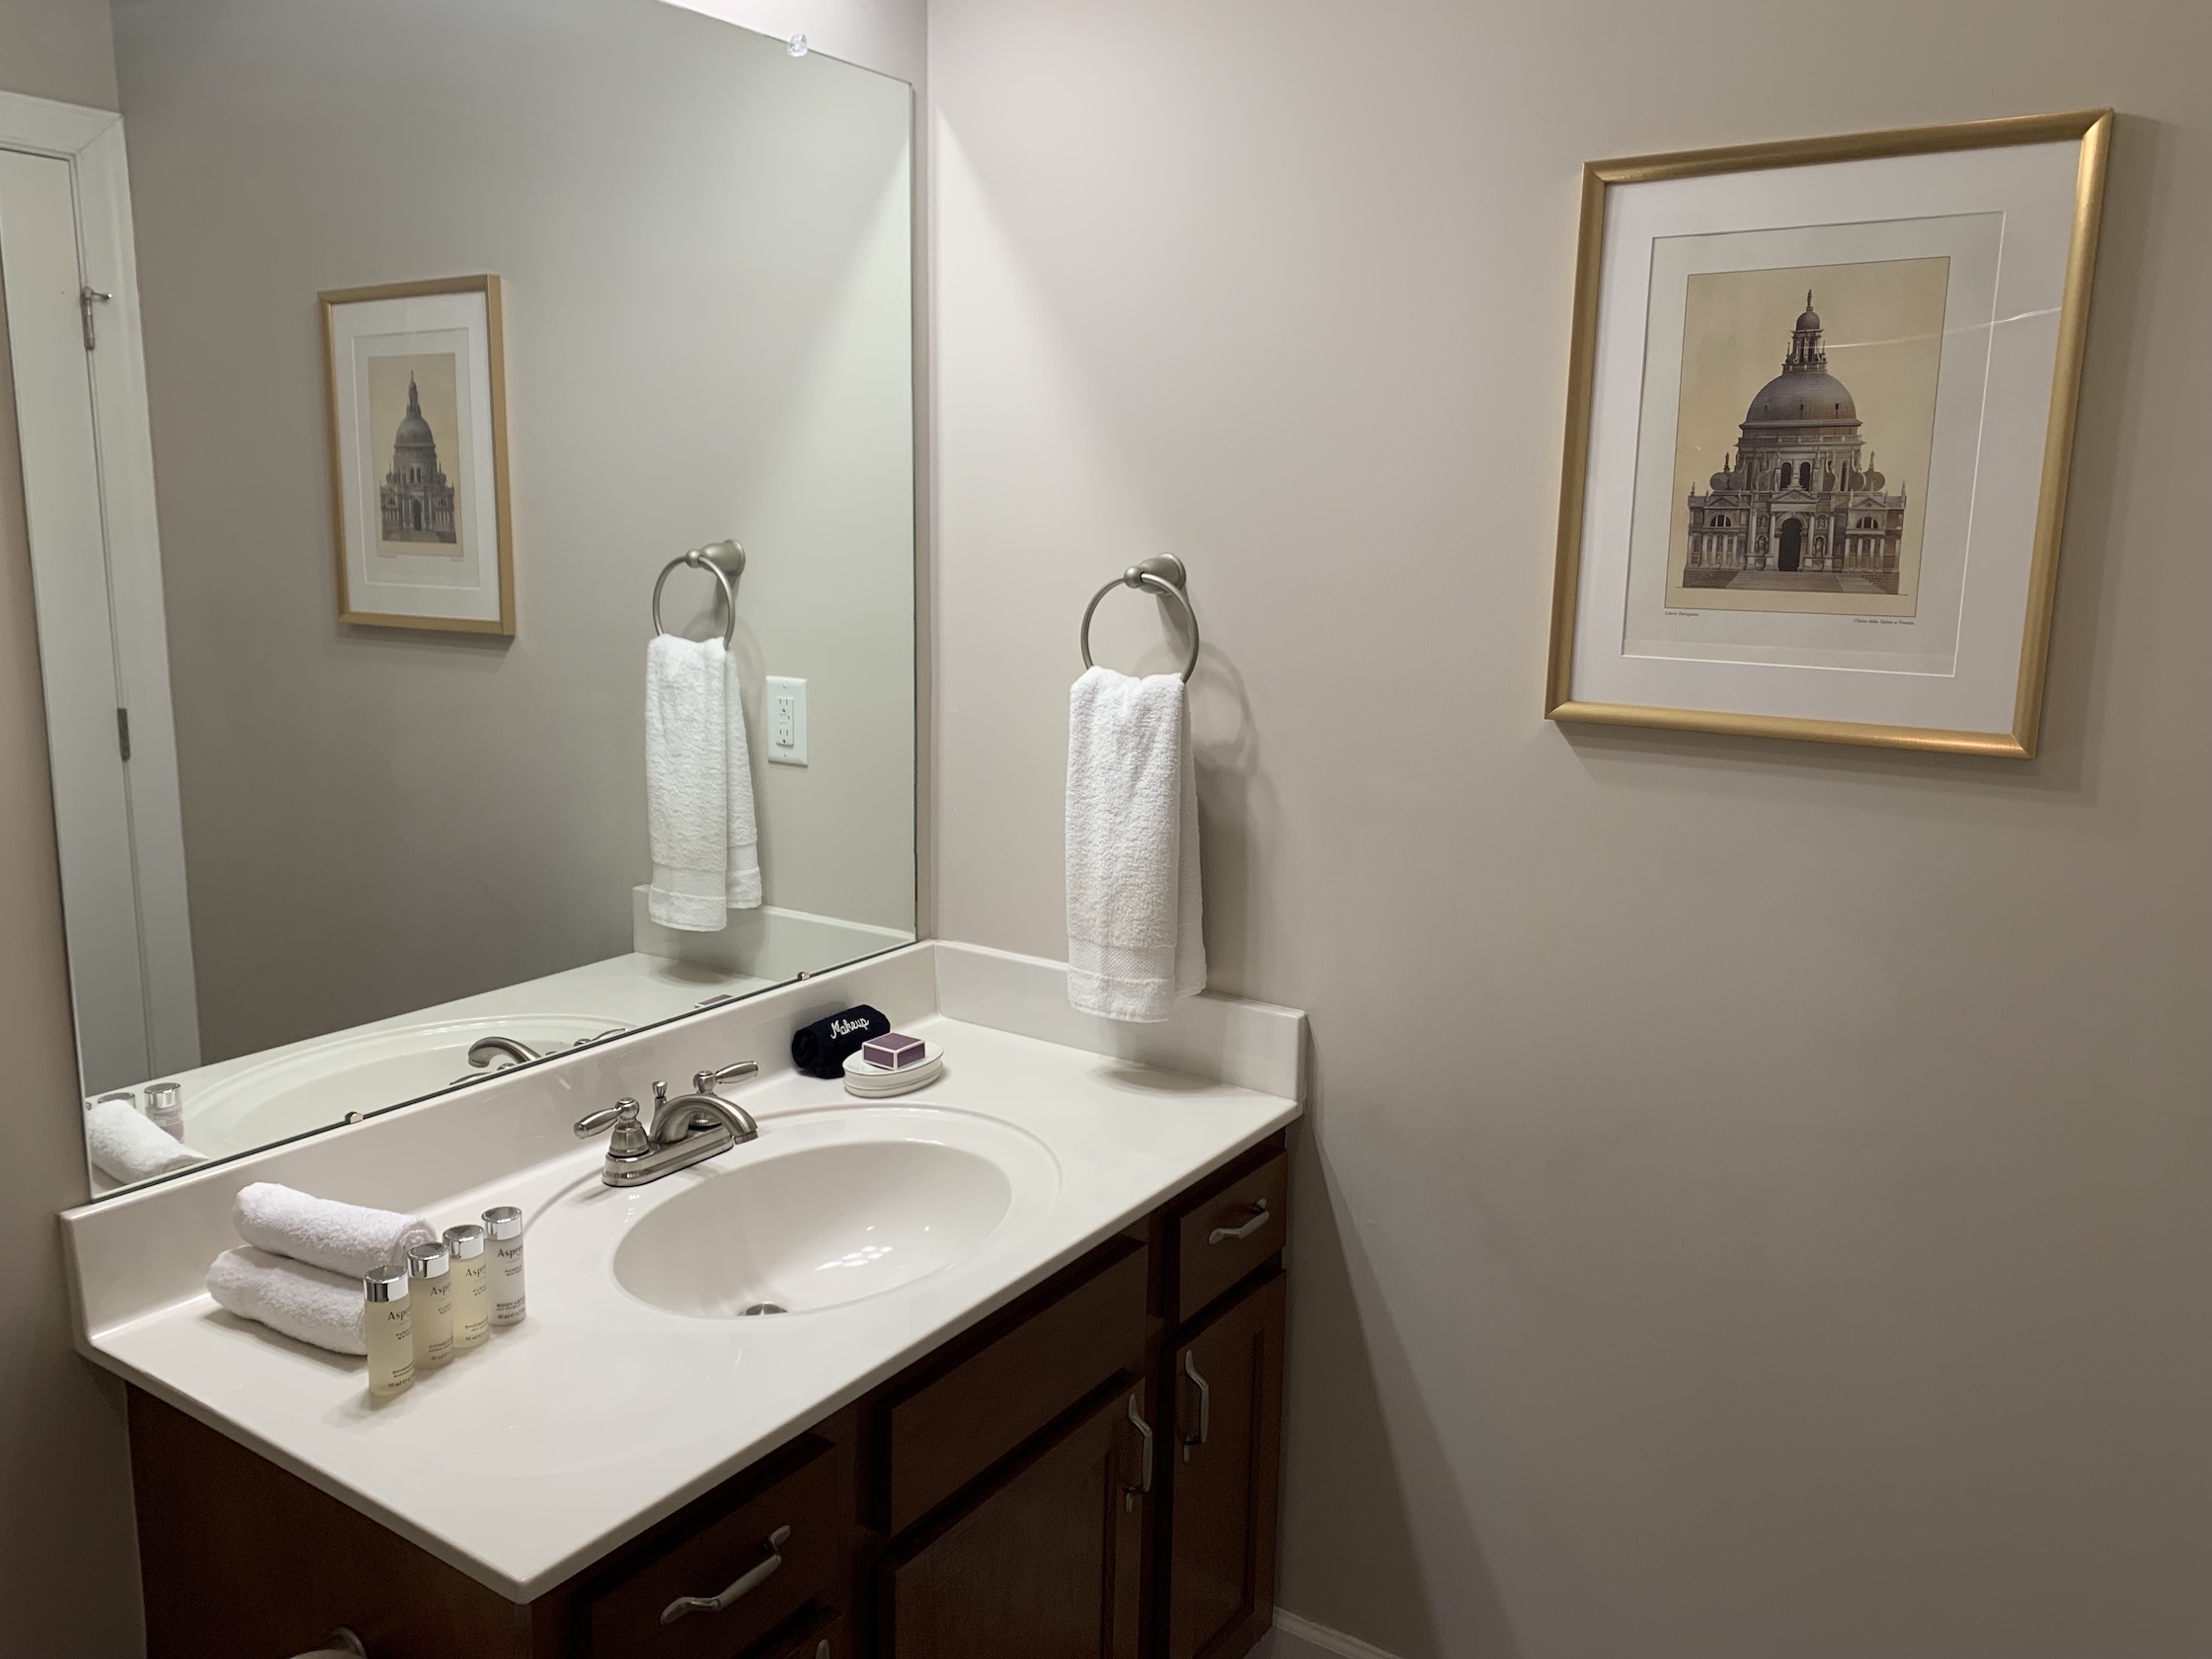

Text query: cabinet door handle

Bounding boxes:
[1181,1351,1211,1462]
[660,1525,790,1624]
[1125,1393,1154,1509]
[1208,1198,1271,1245]
[290,1632,365,1659]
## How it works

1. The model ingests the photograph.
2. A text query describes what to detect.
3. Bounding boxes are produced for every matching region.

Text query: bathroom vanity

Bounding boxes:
[62,944,1304,1659]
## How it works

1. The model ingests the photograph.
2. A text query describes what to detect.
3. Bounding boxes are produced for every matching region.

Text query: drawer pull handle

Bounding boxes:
[1208,1198,1270,1245]
[660,1525,790,1625]
[1181,1351,1211,1461]
[290,1631,365,1659]
[1124,1393,1154,1510]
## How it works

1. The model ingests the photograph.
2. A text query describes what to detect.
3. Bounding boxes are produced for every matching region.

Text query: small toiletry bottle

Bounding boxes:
[406,1242,454,1370]
[483,1206,526,1327]
[363,1265,414,1397]
[143,1081,185,1141]
[443,1224,491,1351]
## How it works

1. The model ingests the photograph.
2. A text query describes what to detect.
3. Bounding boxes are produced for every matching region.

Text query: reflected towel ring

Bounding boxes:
[1078,554,1200,682]
[651,540,747,648]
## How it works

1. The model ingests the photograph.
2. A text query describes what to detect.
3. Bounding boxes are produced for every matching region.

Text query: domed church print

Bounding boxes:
[378,370,459,545]
[1681,293,1907,594]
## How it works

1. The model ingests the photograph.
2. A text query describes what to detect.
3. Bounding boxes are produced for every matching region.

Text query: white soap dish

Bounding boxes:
[843,1043,943,1098]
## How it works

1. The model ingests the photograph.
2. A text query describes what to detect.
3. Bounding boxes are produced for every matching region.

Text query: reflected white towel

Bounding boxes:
[205,1247,366,1356]
[726,654,760,910]
[647,634,729,931]
[85,1098,203,1185]
[232,1182,434,1280]
[1065,667,1205,1023]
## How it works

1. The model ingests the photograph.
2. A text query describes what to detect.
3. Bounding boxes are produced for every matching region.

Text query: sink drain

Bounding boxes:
[742,1303,787,1317]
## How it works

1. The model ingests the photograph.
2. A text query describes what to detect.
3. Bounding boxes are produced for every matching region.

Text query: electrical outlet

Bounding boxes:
[765,675,807,766]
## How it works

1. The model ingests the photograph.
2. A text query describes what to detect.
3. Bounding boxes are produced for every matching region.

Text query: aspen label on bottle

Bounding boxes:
[493,1240,526,1324]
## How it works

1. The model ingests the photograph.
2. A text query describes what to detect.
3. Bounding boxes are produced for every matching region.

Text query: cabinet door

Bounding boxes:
[881,1381,1151,1659]
[1164,1272,1285,1659]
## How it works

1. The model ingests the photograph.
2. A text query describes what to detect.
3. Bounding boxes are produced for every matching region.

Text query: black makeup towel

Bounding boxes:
[791,1004,890,1078]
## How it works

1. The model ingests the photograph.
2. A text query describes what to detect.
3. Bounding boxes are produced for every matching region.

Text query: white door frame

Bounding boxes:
[0,90,198,1091]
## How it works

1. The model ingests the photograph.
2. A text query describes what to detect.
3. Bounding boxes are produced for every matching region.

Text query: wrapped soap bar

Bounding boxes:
[862,1032,927,1069]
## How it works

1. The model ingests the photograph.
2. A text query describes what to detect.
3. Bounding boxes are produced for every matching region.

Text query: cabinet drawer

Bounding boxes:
[584,1438,842,1659]
[878,1237,1149,1534]
[1172,1146,1287,1323]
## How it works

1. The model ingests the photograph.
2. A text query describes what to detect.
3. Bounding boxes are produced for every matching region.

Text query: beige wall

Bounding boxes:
[0,0,117,111]
[927,3,2211,1655]
[115,0,915,1065]
[0,8,144,1645]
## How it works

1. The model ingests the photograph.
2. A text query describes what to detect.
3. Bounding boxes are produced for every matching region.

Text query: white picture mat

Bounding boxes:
[1570,139,2082,735]
[1622,212,2003,676]
[330,291,501,622]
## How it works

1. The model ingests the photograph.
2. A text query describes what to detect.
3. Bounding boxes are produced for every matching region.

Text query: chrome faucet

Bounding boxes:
[574,1061,760,1187]
[467,1035,541,1069]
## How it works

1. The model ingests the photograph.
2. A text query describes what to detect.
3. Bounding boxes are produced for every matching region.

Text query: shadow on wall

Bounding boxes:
[1279,1068,1526,1659]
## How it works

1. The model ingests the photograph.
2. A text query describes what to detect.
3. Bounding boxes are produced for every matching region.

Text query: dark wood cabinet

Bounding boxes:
[1159,1273,1286,1659]
[126,1133,1290,1659]
[878,1379,1151,1659]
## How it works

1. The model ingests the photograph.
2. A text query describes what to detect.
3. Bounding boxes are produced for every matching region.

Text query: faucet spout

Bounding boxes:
[468,1036,542,1069]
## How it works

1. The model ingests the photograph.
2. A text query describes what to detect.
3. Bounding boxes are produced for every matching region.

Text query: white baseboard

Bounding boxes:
[1261,1610,1409,1659]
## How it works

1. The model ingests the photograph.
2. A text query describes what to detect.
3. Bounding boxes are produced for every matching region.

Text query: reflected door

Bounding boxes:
[0,130,198,1091]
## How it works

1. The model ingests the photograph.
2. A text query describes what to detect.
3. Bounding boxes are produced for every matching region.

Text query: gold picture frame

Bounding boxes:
[319,274,515,636]
[1546,110,2112,756]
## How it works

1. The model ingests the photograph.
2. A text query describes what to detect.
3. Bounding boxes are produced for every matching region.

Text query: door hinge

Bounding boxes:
[80,286,112,351]
[116,707,130,762]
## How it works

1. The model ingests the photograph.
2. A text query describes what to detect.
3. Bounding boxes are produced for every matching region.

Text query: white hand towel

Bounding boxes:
[205,1247,367,1356]
[647,634,730,931]
[85,1098,205,1184]
[726,653,761,910]
[232,1182,434,1280]
[1065,666,1206,1023]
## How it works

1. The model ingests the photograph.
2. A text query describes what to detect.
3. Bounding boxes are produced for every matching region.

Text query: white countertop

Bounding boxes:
[85,1010,1300,1601]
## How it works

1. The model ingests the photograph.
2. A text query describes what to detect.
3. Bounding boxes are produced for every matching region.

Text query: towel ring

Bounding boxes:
[651,540,747,648]
[1078,554,1200,682]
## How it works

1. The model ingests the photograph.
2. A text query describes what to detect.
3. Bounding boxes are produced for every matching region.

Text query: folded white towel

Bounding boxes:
[232,1182,434,1280]
[726,653,761,910]
[1065,666,1206,1023]
[647,634,730,931]
[205,1247,366,1356]
[85,1097,204,1185]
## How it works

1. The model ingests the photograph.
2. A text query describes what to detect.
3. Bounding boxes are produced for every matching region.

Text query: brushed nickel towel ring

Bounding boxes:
[651,540,747,648]
[1078,553,1200,682]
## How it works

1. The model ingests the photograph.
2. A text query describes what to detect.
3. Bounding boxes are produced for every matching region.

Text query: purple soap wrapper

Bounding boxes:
[862,1033,927,1070]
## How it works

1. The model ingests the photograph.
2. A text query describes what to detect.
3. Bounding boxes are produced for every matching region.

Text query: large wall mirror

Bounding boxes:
[12,0,916,1196]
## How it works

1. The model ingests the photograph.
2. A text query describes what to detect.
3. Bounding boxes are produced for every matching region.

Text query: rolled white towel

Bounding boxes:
[233,1182,434,1280]
[85,1098,204,1185]
[205,1247,366,1356]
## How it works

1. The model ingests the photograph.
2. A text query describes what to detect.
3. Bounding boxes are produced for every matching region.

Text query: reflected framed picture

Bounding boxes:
[1546,111,2111,755]
[320,274,514,635]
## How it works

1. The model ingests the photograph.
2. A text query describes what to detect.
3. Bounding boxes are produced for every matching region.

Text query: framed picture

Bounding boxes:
[1546,111,2111,756]
[320,274,514,635]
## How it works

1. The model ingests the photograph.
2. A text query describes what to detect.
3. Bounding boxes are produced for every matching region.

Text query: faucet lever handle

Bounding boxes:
[693,1061,760,1095]
[574,1098,642,1139]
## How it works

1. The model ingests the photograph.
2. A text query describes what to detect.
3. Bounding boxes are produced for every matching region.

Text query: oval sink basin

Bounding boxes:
[613,1120,1045,1318]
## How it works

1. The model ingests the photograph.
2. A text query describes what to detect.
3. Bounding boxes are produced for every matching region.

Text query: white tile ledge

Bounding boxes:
[933,940,1304,1101]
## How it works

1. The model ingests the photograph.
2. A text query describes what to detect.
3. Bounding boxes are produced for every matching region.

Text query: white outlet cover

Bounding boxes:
[765,675,807,766]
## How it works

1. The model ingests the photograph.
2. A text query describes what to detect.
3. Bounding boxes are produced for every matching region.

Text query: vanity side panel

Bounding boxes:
[128,1388,540,1659]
